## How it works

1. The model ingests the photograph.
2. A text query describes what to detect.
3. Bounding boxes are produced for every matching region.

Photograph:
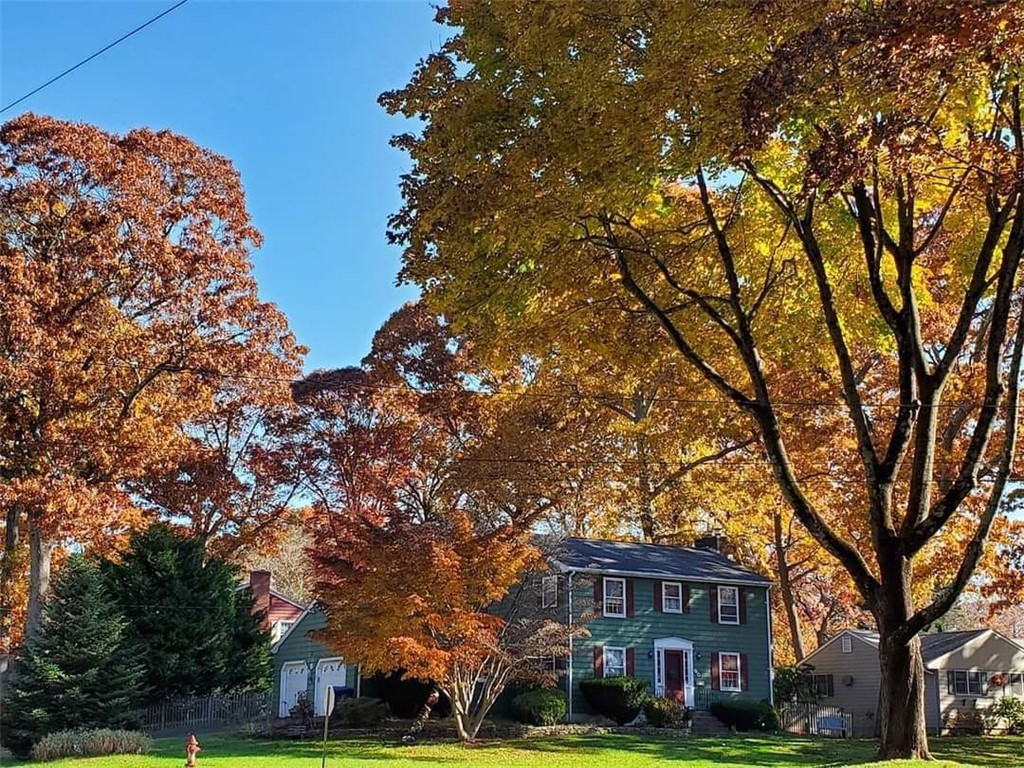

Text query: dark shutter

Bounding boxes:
[593,647,604,678]
[682,583,691,613]
[537,579,544,608]
[739,589,747,624]
[626,648,635,677]
[594,578,602,613]
[711,652,721,690]
[653,580,663,612]
[626,579,635,617]
[827,674,835,697]
[710,586,719,623]
[740,653,750,691]
[947,671,956,695]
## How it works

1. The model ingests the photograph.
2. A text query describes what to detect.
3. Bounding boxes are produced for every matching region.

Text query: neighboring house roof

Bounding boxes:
[809,628,998,668]
[271,600,323,654]
[235,580,308,611]
[550,537,772,586]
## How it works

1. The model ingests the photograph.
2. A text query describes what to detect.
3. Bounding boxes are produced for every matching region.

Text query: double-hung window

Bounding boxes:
[542,576,558,609]
[603,577,626,618]
[720,652,742,691]
[1010,673,1024,697]
[948,670,984,696]
[718,585,740,624]
[662,582,683,613]
[813,674,834,698]
[603,646,627,677]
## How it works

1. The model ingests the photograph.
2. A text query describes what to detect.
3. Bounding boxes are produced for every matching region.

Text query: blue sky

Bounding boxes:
[1,0,443,371]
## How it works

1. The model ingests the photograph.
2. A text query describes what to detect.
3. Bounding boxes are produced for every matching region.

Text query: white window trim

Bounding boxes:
[950,669,985,696]
[718,585,740,625]
[542,575,558,609]
[1010,672,1024,697]
[841,635,852,654]
[720,651,742,692]
[603,577,626,618]
[662,581,683,614]
[604,645,627,678]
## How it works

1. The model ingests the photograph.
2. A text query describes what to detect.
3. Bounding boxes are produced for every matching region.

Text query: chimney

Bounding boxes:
[694,535,723,553]
[249,570,272,629]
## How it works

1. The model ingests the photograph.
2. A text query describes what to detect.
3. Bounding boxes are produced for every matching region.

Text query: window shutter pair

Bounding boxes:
[709,585,747,623]
[591,646,635,677]
[709,652,750,691]
[653,580,691,613]
[594,577,634,616]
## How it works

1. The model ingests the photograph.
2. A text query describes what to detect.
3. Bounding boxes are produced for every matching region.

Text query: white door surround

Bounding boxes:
[654,637,695,707]
[314,657,347,716]
[279,661,309,717]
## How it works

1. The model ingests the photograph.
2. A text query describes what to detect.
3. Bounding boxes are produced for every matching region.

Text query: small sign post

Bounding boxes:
[321,685,336,768]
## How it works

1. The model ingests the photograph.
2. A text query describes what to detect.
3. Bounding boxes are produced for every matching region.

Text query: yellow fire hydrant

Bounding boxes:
[185,733,201,767]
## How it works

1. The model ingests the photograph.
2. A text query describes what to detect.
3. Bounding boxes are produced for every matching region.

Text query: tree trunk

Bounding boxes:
[876,556,931,761]
[773,510,806,662]
[25,508,55,639]
[0,503,23,646]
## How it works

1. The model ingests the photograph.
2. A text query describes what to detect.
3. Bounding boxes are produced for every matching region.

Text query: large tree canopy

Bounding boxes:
[0,114,303,645]
[383,1,1024,758]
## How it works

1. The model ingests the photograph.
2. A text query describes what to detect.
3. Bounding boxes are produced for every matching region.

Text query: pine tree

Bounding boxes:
[1,556,143,756]
[102,524,270,699]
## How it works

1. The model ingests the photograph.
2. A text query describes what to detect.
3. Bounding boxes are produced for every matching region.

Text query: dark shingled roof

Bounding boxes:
[551,537,771,586]
[845,629,988,662]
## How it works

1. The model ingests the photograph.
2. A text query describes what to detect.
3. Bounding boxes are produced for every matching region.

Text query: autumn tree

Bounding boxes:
[300,304,579,741]
[0,114,302,645]
[383,2,1024,758]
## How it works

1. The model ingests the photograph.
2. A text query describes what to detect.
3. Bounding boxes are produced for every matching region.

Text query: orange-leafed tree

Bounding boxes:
[299,304,578,741]
[0,114,302,646]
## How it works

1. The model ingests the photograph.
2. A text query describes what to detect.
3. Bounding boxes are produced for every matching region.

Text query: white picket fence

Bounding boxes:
[135,692,270,734]
[778,702,853,738]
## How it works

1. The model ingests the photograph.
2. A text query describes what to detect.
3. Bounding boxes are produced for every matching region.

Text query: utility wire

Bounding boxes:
[0,0,190,115]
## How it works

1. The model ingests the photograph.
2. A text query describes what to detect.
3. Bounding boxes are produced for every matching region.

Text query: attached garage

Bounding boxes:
[314,657,348,716]
[279,661,309,717]
[271,603,361,719]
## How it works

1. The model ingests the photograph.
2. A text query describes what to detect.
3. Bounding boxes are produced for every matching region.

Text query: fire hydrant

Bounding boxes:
[185,733,201,767]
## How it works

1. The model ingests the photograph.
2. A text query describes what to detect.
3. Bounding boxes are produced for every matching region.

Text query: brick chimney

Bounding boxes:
[249,570,272,629]
[694,535,723,552]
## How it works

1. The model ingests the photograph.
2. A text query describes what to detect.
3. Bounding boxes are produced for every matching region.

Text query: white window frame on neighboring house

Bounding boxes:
[949,670,984,696]
[718,585,740,625]
[841,635,852,654]
[603,577,626,618]
[720,651,742,692]
[604,646,627,678]
[542,575,558,609]
[1009,672,1024,697]
[662,581,683,613]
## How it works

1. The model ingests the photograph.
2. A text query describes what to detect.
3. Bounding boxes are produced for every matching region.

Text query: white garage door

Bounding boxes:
[279,661,309,717]
[314,657,347,716]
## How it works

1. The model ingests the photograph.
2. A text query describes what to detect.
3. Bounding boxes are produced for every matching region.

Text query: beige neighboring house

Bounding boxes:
[800,628,1024,736]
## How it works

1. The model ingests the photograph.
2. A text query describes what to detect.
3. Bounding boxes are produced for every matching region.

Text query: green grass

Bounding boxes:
[18,733,1024,767]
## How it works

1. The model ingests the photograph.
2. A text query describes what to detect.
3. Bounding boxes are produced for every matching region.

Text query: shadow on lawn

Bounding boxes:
[152,734,462,764]
[510,734,880,767]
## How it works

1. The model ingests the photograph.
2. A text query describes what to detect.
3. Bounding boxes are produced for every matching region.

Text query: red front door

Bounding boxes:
[664,650,684,703]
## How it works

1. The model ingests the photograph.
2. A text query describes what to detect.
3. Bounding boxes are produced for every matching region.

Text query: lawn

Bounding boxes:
[18,733,1024,768]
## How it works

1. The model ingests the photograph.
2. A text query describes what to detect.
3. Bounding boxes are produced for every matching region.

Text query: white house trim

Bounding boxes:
[548,562,771,588]
[801,629,878,666]
[271,604,315,654]
[653,637,695,706]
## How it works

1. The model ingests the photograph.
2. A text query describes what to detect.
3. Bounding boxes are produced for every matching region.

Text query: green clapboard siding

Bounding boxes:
[271,607,360,717]
[565,576,771,716]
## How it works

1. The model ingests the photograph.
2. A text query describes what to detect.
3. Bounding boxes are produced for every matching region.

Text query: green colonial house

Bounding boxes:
[271,535,774,723]
[546,537,774,720]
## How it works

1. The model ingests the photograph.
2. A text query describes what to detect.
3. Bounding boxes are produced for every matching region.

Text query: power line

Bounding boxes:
[0,0,190,115]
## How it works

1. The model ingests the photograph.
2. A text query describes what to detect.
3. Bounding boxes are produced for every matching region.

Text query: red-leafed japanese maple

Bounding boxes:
[298,304,578,741]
